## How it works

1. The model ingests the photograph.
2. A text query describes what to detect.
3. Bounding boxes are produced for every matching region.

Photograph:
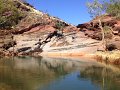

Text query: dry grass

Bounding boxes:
[95,50,120,65]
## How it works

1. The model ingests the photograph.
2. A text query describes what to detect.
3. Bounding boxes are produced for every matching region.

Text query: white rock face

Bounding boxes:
[8,30,101,54]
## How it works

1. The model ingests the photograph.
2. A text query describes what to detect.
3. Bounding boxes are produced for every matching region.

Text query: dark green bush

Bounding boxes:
[54,21,66,33]
[106,0,120,19]
[0,0,23,29]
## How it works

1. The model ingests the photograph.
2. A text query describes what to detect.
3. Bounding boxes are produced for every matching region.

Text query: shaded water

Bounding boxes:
[0,56,120,90]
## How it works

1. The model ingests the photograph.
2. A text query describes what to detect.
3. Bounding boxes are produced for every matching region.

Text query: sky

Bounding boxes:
[26,0,92,25]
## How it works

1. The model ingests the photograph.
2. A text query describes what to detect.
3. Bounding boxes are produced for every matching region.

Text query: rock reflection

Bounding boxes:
[0,56,96,90]
[79,65,120,90]
[0,57,120,90]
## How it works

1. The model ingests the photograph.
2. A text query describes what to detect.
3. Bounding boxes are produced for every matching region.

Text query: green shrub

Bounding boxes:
[106,0,120,19]
[0,0,23,29]
[54,21,66,33]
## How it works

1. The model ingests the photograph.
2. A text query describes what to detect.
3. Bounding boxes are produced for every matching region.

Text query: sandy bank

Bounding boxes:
[39,51,95,60]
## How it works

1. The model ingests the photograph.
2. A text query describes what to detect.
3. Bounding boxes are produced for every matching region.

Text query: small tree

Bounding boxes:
[55,21,65,33]
[87,0,106,50]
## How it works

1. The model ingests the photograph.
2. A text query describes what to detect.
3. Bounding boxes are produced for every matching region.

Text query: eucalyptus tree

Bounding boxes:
[87,0,106,49]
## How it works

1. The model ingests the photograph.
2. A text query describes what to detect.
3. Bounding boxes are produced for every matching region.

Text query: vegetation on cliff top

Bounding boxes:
[0,0,25,29]
[0,0,119,30]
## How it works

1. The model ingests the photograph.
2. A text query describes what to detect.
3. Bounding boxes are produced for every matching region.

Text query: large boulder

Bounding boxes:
[106,38,120,50]
[106,44,117,51]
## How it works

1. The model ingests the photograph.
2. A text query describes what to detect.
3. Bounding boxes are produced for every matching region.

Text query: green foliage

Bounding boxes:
[55,21,65,31]
[87,0,120,19]
[106,0,120,19]
[0,0,23,29]
[86,0,104,18]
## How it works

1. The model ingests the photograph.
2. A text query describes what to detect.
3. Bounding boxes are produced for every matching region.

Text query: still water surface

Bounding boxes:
[0,56,120,90]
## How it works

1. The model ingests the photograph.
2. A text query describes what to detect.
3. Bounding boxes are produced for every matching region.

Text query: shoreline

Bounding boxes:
[1,49,120,65]
[39,51,120,65]
[38,52,95,59]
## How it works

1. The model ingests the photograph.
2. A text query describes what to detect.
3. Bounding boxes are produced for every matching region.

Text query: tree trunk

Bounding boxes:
[98,19,106,50]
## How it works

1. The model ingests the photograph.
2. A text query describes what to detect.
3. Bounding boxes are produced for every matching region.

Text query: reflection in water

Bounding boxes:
[79,66,120,90]
[0,56,120,90]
